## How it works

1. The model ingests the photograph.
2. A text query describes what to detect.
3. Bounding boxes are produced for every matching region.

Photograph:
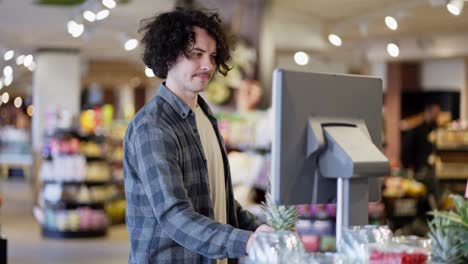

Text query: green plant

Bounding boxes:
[261,194,299,231]
[428,194,468,264]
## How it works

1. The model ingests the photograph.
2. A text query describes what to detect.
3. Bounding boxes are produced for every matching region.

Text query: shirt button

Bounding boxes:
[193,128,198,133]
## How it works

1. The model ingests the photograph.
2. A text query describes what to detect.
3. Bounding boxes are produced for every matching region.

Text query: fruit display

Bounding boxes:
[369,247,428,264]
[433,124,468,181]
[435,127,468,149]
[295,219,335,252]
[383,177,427,198]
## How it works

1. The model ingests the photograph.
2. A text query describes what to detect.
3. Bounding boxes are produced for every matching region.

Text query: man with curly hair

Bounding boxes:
[123,9,272,264]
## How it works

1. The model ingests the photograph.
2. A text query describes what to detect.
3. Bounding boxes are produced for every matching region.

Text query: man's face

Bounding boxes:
[167,26,217,94]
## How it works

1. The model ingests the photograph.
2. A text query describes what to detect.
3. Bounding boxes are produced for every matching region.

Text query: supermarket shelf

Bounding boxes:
[436,146,468,152]
[44,201,105,210]
[225,144,271,153]
[435,174,468,180]
[41,155,107,162]
[86,156,107,162]
[42,228,107,239]
[41,180,111,186]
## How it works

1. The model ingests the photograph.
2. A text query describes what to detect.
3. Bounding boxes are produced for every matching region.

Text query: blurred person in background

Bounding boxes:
[401,104,441,173]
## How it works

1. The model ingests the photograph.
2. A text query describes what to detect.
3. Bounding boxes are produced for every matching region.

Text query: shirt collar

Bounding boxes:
[157,82,215,120]
[197,94,215,119]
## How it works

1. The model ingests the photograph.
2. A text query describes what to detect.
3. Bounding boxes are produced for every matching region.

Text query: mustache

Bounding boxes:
[193,72,212,78]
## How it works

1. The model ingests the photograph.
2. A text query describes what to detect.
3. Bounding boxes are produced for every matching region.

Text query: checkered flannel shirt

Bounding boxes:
[124,84,260,264]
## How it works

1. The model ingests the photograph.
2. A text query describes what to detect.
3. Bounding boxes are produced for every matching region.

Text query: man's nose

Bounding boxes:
[201,55,214,72]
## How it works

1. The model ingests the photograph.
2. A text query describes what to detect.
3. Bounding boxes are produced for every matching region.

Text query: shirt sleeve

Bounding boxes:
[132,121,252,259]
[234,200,261,231]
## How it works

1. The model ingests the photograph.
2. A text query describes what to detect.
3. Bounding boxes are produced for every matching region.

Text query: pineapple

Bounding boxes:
[261,194,299,231]
[428,194,468,264]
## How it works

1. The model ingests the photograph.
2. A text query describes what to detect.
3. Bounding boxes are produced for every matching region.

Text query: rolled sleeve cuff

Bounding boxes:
[226,229,253,258]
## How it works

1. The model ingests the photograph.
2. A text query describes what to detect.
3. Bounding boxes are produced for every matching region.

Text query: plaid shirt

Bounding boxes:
[124,84,260,264]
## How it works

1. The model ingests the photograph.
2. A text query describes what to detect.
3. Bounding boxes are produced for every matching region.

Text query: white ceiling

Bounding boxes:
[0,0,174,64]
[1,0,468,72]
[270,0,468,61]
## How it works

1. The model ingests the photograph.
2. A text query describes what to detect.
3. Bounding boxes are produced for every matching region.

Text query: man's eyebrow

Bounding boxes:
[193,47,217,55]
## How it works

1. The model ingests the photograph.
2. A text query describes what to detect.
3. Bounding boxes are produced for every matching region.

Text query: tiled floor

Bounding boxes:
[1,179,130,264]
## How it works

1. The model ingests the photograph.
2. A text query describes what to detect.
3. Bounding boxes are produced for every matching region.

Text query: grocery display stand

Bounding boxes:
[433,127,468,198]
[104,121,127,225]
[0,189,6,263]
[38,129,111,238]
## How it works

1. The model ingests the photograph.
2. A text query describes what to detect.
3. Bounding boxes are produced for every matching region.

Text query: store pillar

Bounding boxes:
[259,0,274,107]
[462,57,468,120]
[32,49,81,151]
[385,62,421,168]
[117,85,135,121]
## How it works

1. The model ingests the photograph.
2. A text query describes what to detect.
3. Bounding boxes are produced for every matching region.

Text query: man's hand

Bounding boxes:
[246,224,275,254]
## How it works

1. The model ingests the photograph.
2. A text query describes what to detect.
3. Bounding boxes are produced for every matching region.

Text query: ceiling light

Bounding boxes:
[67,20,84,38]
[145,66,155,78]
[0,80,3,90]
[102,0,116,9]
[96,9,110,20]
[3,50,14,61]
[27,105,34,116]
[385,16,398,30]
[3,66,13,77]
[328,34,342,47]
[28,61,37,72]
[14,97,22,108]
[294,51,309,66]
[23,55,34,67]
[16,55,25,65]
[83,10,96,22]
[124,39,139,51]
[387,43,400,57]
[4,75,13,86]
[447,0,464,16]
[2,92,9,104]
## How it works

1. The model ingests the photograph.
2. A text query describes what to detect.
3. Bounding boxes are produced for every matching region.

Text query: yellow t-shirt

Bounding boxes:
[194,105,228,264]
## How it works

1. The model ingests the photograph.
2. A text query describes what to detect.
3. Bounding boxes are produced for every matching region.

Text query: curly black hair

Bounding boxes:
[139,8,232,79]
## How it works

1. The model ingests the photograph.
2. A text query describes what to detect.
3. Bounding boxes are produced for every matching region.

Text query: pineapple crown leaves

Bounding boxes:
[428,219,467,263]
[261,194,299,231]
[428,194,468,262]
[451,194,468,224]
[428,194,468,229]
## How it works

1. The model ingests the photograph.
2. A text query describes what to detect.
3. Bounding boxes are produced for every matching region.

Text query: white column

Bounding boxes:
[463,58,468,121]
[32,50,81,151]
[259,0,274,107]
[117,85,135,121]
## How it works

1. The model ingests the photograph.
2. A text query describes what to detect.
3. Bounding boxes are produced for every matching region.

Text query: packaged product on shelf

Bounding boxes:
[85,161,110,182]
[68,211,80,231]
[38,131,110,238]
